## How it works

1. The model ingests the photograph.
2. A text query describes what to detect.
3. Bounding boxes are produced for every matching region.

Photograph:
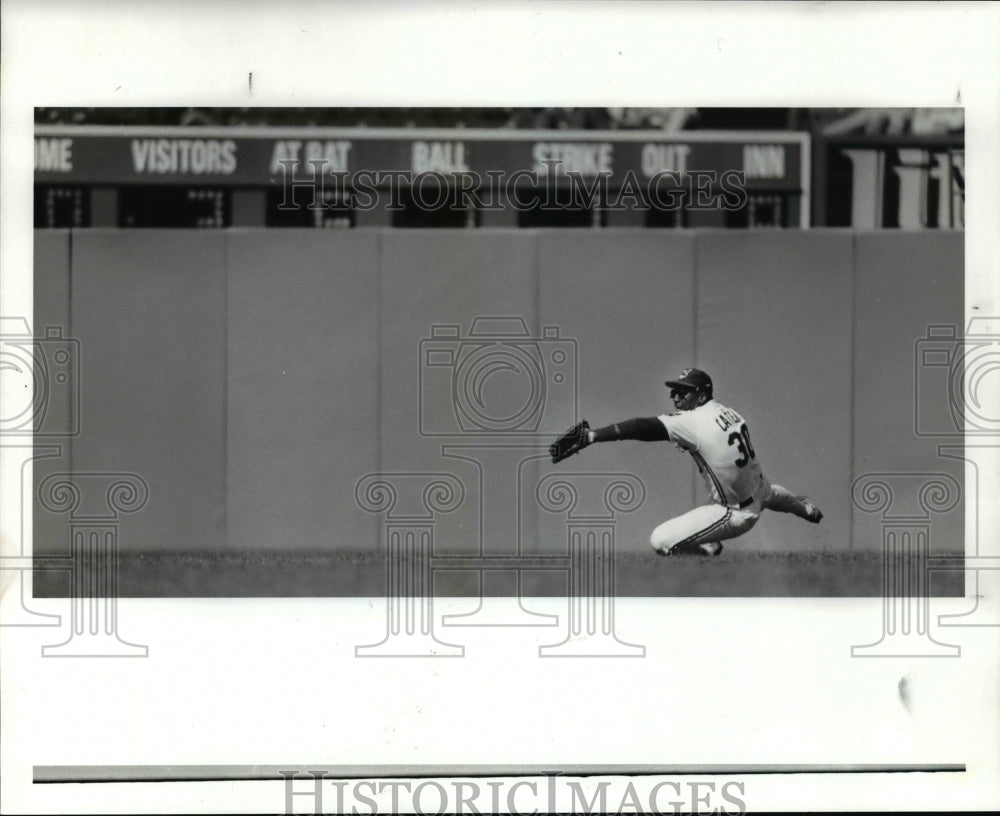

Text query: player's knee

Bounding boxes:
[649,529,668,556]
[733,510,760,535]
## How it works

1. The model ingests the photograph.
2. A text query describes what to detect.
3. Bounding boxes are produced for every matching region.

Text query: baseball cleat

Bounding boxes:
[799,498,823,524]
[667,541,724,557]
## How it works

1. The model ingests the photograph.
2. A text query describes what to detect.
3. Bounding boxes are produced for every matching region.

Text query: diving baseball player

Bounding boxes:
[548,368,822,556]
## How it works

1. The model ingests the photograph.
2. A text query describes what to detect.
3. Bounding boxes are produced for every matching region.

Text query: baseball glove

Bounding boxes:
[549,419,591,464]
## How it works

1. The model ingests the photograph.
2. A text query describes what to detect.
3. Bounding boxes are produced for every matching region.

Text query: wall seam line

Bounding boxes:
[376,229,384,497]
[849,230,857,554]
[67,228,74,482]
[222,231,229,550]
[692,232,700,511]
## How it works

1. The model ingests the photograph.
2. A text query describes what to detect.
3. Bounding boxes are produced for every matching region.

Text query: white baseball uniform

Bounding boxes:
[650,399,814,553]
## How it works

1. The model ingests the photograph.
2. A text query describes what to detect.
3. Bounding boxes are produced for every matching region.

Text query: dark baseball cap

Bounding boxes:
[665,368,713,392]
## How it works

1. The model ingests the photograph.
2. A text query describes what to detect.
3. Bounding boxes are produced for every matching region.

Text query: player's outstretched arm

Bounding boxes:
[589,417,669,443]
[550,417,669,464]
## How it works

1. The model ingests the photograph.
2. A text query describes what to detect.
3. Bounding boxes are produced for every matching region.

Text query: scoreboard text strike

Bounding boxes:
[34,126,810,229]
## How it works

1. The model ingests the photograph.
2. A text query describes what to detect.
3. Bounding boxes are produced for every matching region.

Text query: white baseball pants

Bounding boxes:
[649,483,812,553]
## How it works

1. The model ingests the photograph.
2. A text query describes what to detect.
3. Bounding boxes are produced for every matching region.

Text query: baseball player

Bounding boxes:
[549,368,822,556]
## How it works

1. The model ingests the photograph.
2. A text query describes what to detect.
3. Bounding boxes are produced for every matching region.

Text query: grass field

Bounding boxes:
[33,549,964,598]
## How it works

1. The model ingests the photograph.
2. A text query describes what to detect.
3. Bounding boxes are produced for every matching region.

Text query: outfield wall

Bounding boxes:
[32,229,964,565]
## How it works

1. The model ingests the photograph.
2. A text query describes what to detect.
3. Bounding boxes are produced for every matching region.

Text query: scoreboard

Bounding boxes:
[34,126,810,229]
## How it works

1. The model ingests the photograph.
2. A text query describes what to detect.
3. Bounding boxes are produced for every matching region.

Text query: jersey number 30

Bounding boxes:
[728,423,756,468]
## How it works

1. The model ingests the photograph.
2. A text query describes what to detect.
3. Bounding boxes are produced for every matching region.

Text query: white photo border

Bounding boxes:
[2,2,999,813]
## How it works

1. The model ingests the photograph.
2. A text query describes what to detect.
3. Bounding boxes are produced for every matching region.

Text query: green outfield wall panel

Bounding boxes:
[225,230,381,555]
[695,230,855,555]
[67,230,227,557]
[31,230,74,560]
[852,231,964,559]
[378,230,539,570]
[536,230,698,561]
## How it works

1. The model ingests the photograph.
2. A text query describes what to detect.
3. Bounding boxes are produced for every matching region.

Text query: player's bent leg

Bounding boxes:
[650,505,759,557]
[650,505,727,556]
[765,484,823,523]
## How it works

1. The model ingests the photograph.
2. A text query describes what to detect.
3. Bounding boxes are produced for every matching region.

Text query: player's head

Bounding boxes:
[665,368,713,411]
